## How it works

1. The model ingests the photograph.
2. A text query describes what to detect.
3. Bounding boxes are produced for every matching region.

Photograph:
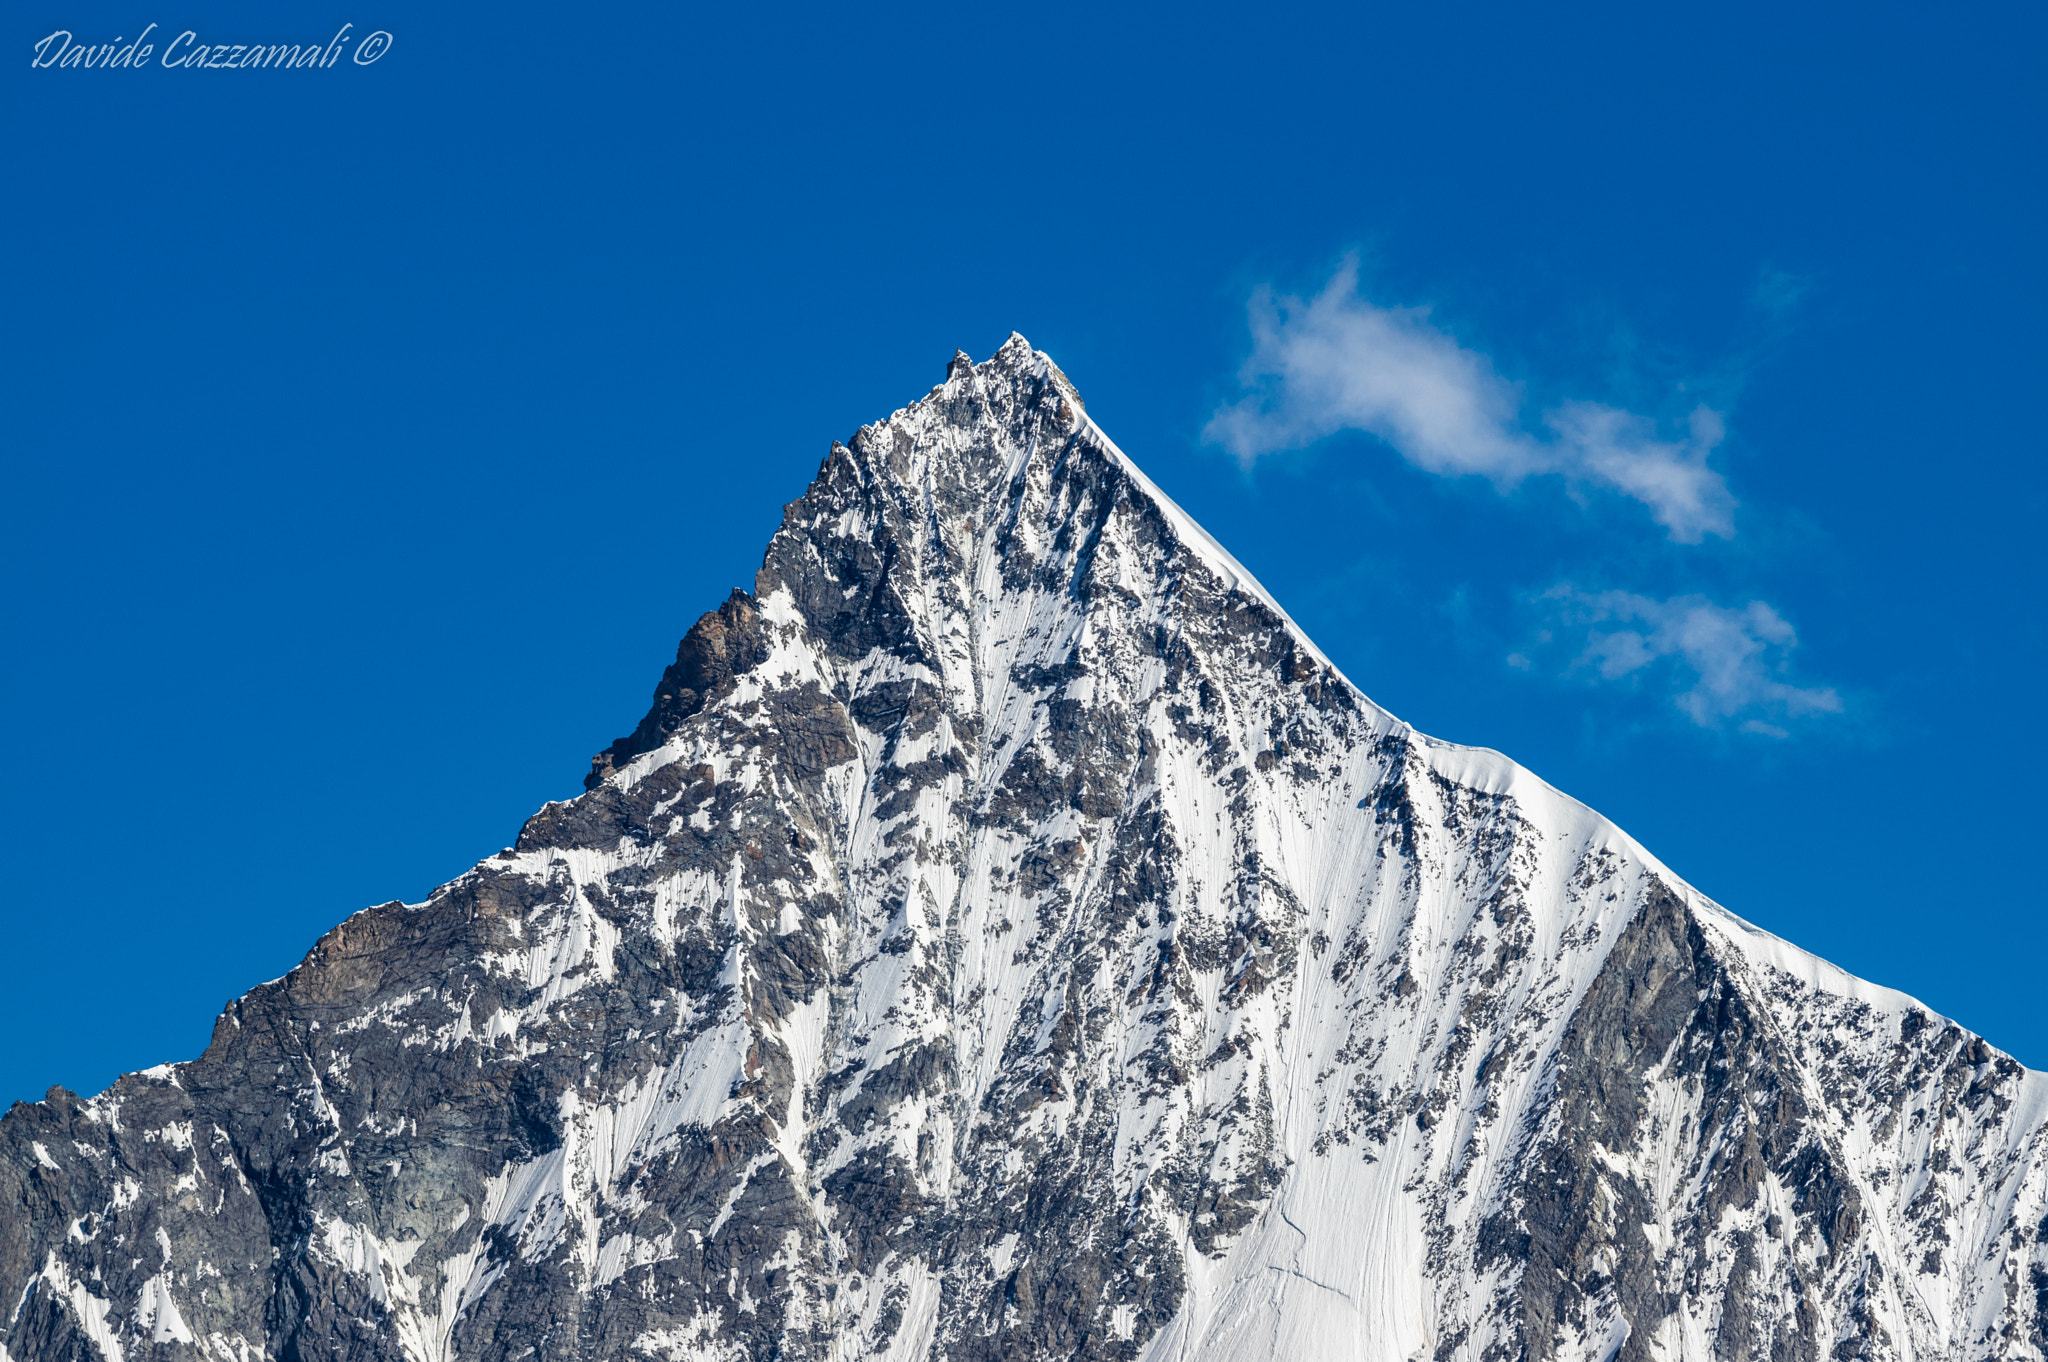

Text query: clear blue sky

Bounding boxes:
[4,1,2042,1104]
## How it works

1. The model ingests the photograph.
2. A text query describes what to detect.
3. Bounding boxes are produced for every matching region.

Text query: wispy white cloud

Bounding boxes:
[1750,266,1815,321]
[1206,257,1736,542]
[1528,585,1842,732]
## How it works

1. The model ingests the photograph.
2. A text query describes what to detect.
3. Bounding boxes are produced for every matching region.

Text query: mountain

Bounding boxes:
[5,336,2046,1362]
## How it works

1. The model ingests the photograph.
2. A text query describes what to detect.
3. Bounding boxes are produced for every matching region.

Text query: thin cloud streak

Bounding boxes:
[1524,585,1843,732]
[1207,258,1737,541]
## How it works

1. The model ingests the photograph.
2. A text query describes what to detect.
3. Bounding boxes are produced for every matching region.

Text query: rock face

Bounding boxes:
[5,336,2046,1362]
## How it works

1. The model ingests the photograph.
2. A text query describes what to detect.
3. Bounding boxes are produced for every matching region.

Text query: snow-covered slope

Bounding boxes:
[5,336,2046,1362]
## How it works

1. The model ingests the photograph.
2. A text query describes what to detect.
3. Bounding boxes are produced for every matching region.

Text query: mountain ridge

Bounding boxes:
[5,333,2044,1362]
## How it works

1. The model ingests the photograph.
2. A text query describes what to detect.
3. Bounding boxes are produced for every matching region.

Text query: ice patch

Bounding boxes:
[39,1254,125,1362]
[134,1273,196,1345]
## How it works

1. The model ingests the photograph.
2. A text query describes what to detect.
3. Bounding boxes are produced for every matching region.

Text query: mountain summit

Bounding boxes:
[5,336,2045,1362]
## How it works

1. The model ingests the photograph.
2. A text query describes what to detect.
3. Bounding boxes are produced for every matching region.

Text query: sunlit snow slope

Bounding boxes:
[5,337,2046,1362]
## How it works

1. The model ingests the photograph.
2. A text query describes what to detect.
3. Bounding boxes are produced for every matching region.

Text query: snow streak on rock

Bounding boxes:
[5,337,2046,1362]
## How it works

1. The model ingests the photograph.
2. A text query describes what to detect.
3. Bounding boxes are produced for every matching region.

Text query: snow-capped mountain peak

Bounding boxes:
[5,337,2044,1362]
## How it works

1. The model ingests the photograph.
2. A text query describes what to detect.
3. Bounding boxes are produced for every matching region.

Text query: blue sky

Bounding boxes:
[3,1,2042,1104]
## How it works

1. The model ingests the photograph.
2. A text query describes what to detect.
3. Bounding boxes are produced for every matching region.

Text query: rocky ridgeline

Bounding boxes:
[5,337,2046,1362]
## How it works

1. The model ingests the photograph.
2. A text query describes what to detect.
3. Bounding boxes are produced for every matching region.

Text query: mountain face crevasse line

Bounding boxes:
[4,335,2045,1362]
